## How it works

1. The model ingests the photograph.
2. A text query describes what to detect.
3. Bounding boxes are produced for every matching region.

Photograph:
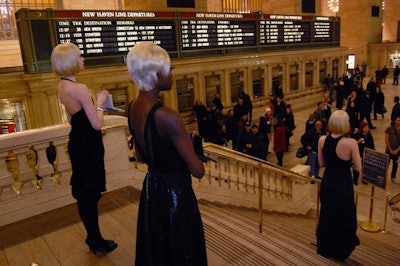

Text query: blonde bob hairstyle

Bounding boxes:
[126,42,171,92]
[328,110,350,135]
[51,43,82,76]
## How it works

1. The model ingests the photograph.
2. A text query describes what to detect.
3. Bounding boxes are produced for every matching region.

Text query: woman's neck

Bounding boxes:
[60,76,76,83]
[331,133,343,138]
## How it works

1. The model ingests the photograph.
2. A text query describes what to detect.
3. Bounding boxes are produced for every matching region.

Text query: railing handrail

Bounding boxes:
[203,142,311,184]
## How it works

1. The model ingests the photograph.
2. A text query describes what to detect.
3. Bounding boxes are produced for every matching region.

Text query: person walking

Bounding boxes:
[385,116,400,184]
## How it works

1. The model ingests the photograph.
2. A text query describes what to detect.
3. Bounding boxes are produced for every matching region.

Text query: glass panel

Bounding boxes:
[205,75,220,107]
[176,78,194,113]
[230,71,243,103]
[0,0,55,40]
[0,99,27,133]
[252,69,264,98]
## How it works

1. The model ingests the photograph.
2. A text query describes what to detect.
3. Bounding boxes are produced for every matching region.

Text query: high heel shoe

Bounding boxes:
[86,239,118,255]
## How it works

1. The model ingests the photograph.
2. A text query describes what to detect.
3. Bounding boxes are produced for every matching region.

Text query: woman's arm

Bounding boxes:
[318,135,327,167]
[159,107,205,178]
[349,139,362,172]
[78,86,108,130]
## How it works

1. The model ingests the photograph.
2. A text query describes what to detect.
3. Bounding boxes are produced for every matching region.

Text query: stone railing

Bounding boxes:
[0,116,313,226]
[194,143,312,214]
[0,115,136,226]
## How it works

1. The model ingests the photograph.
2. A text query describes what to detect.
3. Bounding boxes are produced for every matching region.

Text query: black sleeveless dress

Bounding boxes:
[68,108,106,192]
[317,135,360,260]
[130,103,207,266]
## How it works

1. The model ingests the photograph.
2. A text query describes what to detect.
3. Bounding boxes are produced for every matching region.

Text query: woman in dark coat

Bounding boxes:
[373,86,385,120]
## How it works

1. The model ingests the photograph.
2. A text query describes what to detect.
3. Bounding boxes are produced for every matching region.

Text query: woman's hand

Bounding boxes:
[96,90,109,106]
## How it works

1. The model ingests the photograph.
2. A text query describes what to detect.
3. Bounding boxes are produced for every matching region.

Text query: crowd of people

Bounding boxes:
[193,84,298,165]
[54,38,399,264]
[191,67,400,187]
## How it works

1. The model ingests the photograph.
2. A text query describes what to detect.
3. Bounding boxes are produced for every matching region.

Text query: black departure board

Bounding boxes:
[179,12,256,49]
[313,19,332,42]
[15,9,340,73]
[54,11,176,56]
[260,15,335,45]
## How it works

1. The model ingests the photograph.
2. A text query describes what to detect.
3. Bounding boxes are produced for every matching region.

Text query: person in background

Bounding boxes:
[392,65,399,85]
[305,112,316,133]
[246,124,267,160]
[334,79,345,109]
[126,42,207,265]
[240,91,253,120]
[212,92,224,111]
[236,121,253,154]
[258,116,270,157]
[317,110,361,261]
[51,43,118,255]
[314,101,328,127]
[273,83,284,99]
[273,119,288,166]
[345,91,359,133]
[373,85,385,120]
[385,116,400,184]
[224,109,238,148]
[381,65,389,84]
[302,120,326,179]
[274,96,286,120]
[390,96,400,125]
[283,104,296,148]
[351,122,375,185]
[193,100,208,138]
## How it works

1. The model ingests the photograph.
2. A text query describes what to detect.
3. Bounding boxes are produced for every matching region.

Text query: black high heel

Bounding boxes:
[86,239,118,255]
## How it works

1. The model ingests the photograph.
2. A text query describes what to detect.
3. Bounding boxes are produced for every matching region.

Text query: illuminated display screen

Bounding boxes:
[179,13,257,49]
[54,11,176,56]
[15,9,340,73]
[260,15,333,45]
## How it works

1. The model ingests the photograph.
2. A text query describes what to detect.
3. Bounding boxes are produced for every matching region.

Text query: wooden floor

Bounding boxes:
[1,78,400,265]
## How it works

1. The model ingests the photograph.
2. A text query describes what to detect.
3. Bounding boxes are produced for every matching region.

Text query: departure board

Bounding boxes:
[313,18,332,42]
[54,11,176,56]
[259,15,335,45]
[15,9,340,73]
[179,13,256,49]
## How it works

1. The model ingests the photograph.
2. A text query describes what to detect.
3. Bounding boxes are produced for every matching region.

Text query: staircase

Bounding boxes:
[0,186,398,265]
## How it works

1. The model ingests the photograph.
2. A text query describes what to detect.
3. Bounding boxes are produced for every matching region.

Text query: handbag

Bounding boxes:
[296,146,308,158]
[382,106,387,113]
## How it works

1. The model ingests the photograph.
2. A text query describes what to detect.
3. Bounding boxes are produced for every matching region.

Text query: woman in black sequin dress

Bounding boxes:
[127,42,207,266]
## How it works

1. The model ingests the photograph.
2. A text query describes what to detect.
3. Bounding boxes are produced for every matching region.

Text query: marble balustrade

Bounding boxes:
[0,116,312,227]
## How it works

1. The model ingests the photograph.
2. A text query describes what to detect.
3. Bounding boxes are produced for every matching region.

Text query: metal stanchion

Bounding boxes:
[381,193,390,234]
[360,185,381,232]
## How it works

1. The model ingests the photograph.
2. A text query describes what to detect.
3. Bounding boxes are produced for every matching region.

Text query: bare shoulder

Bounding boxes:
[156,106,183,131]
[318,135,327,145]
[340,137,357,146]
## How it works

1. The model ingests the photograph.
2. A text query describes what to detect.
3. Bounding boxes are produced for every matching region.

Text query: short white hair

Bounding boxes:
[328,110,350,135]
[126,42,171,92]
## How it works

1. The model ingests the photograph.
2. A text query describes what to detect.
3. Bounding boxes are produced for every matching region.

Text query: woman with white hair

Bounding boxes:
[127,42,207,265]
[316,110,362,260]
[51,43,117,255]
